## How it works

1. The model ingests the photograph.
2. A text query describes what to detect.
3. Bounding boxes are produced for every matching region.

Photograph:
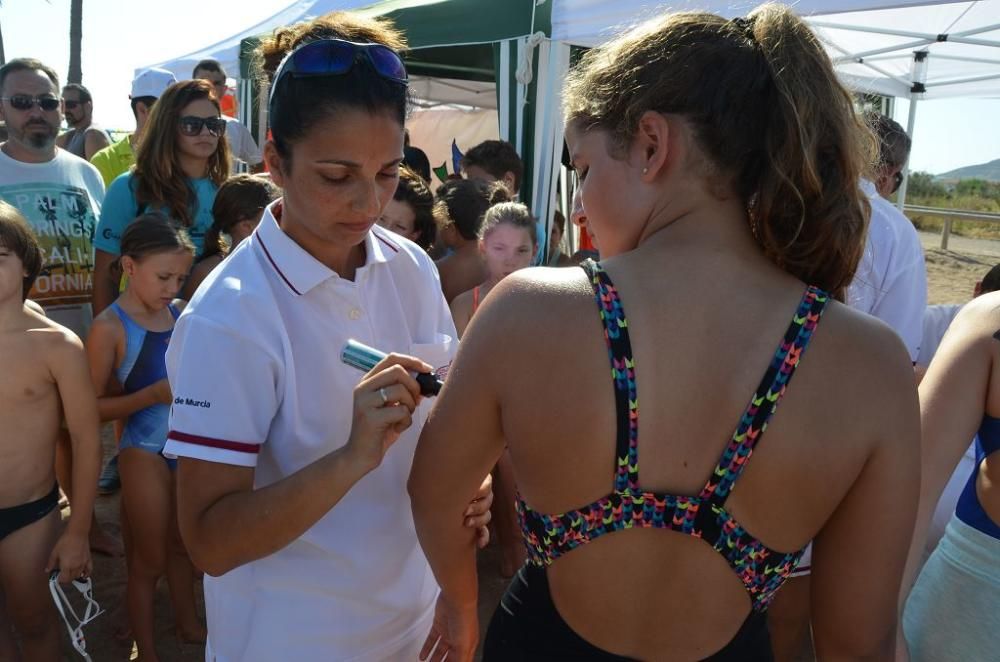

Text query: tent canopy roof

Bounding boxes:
[143,0,1000,108]
[551,0,972,47]
[808,1,1000,99]
[143,0,373,81]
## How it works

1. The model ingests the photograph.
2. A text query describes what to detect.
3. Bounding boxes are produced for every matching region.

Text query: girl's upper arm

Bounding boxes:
[85,316,122,397]
[411,285,512,511]
[449,293,471,339]
[919,303,995,487]
[811,328,920,658]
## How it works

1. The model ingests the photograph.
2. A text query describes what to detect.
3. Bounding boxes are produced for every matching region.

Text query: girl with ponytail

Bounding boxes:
[410,4,918,660]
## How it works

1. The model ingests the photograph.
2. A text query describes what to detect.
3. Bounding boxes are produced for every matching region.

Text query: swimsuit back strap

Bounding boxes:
[580,260,640,492]
[699,286,829,504]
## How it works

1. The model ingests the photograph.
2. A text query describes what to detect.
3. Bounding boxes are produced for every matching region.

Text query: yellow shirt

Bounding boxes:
[89,135,134,187]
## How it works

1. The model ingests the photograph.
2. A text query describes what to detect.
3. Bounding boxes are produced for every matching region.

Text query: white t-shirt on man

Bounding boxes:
[165,204,456,661]
[0,147,104,338]
[847,180,928,361]
[224,117,263,170]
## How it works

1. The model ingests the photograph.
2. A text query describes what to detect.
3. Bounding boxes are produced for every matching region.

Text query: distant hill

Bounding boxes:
[936,159,1000,183]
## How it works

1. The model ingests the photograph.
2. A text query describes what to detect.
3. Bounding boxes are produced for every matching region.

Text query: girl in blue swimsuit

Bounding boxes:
[86,215,202,660]
[902,294,1000,660]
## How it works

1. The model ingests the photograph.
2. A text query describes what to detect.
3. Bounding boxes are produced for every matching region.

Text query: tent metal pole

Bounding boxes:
[896,94,919,212]
[808,21,935,40]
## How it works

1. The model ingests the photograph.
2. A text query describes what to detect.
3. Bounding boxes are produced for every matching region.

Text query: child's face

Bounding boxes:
[0,242,27,302]
[481,224,535,281]
[123,250,193,309]
[378,198,417,242]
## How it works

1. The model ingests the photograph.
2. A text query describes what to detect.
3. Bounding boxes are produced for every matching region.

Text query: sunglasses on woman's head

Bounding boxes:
[178,116,226,137]
[269,39,408,111]
[2,94,61,112]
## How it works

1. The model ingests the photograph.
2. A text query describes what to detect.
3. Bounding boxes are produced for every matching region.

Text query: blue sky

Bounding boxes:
[2,0,998,175]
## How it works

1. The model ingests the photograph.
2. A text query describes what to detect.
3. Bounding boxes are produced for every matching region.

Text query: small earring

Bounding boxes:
[642,167,649,175]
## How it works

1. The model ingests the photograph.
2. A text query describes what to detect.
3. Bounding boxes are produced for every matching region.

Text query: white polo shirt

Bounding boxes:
[164,203,456,662]
[223,116,263,170]
[847,180,928,361]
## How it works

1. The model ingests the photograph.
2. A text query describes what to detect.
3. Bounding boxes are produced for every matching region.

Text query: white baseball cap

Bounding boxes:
[131,68,177,99]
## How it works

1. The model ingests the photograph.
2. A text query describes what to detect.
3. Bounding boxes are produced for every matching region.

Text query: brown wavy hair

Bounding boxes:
[563,3,875,297]
[133,80,230,228]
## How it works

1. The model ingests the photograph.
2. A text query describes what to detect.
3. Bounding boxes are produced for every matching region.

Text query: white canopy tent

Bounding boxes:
[142,0,374,81]
[805,0,1000,206]
[551,0,969,46]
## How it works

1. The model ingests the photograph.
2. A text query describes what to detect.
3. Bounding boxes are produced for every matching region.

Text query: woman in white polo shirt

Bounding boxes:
[163,13,490,662]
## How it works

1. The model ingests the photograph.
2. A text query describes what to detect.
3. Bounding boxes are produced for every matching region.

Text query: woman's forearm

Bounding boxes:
[183,445,373,576]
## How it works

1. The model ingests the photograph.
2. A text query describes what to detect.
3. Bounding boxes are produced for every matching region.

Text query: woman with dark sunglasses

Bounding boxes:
[162,12,491,662]
[92,79,230,316]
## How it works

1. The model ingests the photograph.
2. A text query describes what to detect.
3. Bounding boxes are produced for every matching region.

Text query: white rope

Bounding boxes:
[516,32,547,85]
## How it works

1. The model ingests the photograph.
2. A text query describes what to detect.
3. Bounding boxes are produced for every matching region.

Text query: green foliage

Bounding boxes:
[907,171,948,199]
[904,172,1000,240]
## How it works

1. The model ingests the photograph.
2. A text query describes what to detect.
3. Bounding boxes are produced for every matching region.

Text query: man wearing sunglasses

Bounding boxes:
[192,59,264,173]
[0,58,104,340]
[0,57,122,559]
[55,84,110,161]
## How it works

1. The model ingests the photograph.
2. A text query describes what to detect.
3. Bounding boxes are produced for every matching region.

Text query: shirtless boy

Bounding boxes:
[0,200,101,660]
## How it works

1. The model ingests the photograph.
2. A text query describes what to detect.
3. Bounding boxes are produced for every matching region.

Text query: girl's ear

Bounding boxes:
[121,255,137,278]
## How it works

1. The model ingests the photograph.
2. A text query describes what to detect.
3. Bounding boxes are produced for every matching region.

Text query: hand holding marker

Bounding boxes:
[341,339,443,397]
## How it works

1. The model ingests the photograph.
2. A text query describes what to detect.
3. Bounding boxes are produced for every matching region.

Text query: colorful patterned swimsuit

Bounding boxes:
[494,260,828,659]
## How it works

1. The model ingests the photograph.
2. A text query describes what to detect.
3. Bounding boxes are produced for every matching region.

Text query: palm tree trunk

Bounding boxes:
[67,0,82,83]
[0,1,6,67]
